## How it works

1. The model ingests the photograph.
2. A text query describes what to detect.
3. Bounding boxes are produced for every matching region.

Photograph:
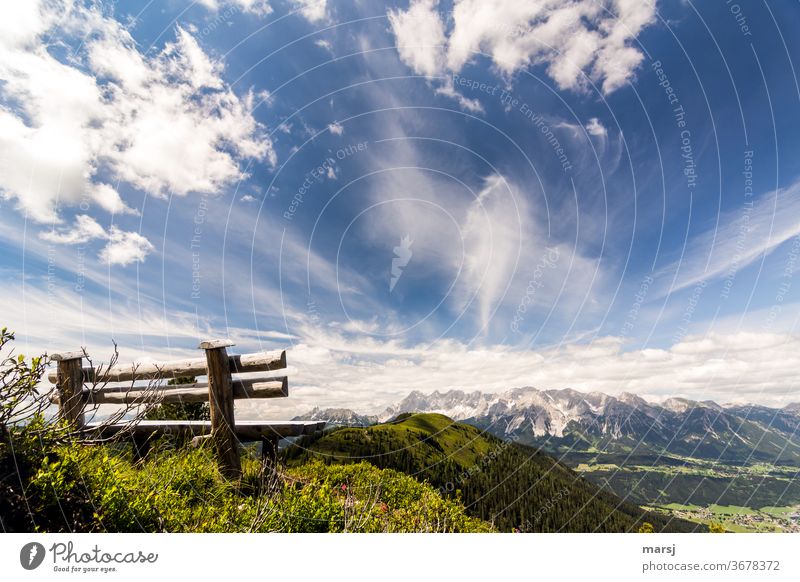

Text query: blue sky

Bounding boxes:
[2,0,800,412]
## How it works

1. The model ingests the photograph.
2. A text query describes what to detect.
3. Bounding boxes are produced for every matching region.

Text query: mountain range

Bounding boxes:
[298,387,800,463]
[293,406,378,427]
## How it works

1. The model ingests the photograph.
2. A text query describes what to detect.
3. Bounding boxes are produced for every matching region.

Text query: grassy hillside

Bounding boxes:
[1,437,491,533]
[284,413,704,532]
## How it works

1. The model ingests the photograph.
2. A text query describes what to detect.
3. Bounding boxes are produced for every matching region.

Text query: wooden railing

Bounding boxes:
[48,339,324,479]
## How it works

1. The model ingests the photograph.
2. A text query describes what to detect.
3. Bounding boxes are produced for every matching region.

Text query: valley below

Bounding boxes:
[571,456,800,532]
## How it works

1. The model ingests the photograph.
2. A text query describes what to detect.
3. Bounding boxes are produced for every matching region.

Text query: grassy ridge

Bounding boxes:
[284,413,704,532]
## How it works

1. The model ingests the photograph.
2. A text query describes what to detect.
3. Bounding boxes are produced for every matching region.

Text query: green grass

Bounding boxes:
[3,435,491,533]
[758,506,799,516]
[308,413,494,469]
[659,503,703,511]
[285,413,705,533]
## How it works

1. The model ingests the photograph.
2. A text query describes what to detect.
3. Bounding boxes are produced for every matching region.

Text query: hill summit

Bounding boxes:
[284,412,702,532]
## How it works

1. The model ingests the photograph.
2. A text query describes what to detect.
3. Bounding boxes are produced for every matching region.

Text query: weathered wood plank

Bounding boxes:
[56,357,85,429]
[230,350,287,373]
[51,351,85,361]
[46,350,287,383]
[50,377,289,405]
[52,374,287,396]
[198,339,235,349]
[205,345,241,478]
[237,378,289,399]
[82,420,326,440]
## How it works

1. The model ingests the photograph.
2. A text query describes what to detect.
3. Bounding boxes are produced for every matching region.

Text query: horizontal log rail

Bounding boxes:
[46,350,286,384]
[49,377,288,405]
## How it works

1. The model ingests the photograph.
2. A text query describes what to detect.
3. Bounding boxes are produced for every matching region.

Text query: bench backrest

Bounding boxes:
[49,340,290,478]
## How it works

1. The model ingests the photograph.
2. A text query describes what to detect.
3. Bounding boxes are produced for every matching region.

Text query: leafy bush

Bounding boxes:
[0,328,58,531]
[26,445,491,532]
[281,461,492,532]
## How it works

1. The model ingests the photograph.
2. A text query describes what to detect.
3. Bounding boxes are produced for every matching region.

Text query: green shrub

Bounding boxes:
[279,461,492,532]
[23,443,491,533]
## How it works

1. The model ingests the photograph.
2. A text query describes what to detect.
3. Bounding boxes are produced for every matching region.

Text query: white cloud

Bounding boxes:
[99,227,155,266]
[254,324,800,415]
[198,0,273,16]
[39,215,154,266]
[200,0,328,22]
[388,0,446,77]
[327,121,344,135]
[0,1,59,50]
[314,39,333,53]
[389,0,657,95]
[435,82,485,113]
[9,239,799,416]
[0,0,273,225]
[585,117,608,138]
[458,175,523,331]
[291,0,328,23]
[40,215,106,245]
[163,26,225,90]
[88,183,138,216]
[240,194,258,202]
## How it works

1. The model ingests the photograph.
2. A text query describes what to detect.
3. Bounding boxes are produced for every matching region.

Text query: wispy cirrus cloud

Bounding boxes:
[197,0,273,16]
[656,178,800,297]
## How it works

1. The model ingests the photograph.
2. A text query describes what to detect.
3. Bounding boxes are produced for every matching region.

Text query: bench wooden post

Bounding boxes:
[200,339,241,479]
[52,351,86,431]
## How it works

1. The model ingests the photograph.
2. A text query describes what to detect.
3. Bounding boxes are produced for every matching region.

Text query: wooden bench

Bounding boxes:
[47,339,324,478]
